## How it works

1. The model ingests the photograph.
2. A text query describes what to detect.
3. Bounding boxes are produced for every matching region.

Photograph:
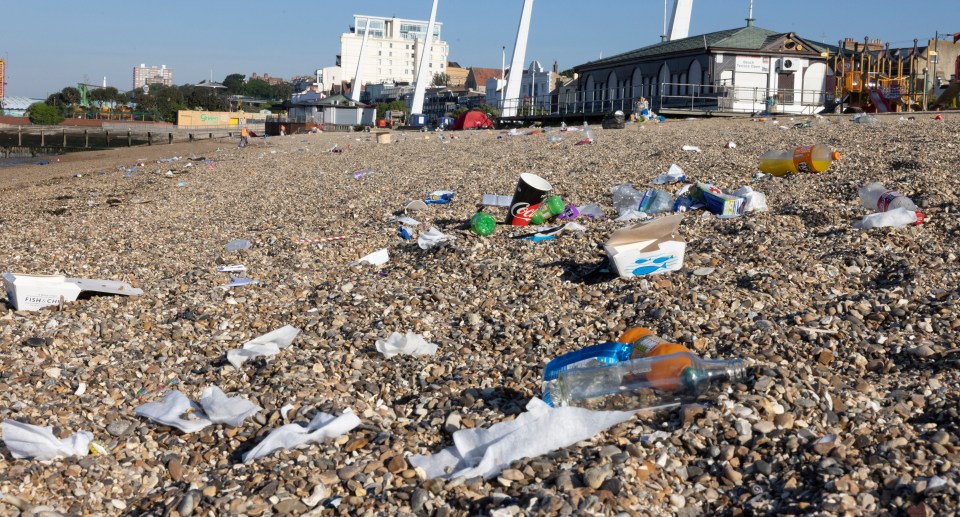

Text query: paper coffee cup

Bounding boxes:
[507,173,552,226]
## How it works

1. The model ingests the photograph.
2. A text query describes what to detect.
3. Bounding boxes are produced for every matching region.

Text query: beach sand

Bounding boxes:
[0,115,958,515]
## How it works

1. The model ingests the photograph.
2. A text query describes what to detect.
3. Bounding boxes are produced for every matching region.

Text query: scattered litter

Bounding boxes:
[408,398,635,480]
[176,181,188,187]
[578,203,604,219]
[424,191,455,204]
[480,194,512,208]
[404,200,429,212]
[731,186,768,212]
[217,265,247,273]
[297,235,348,244]
[725,141,737,149]
[682,145,701,153]
[417,227,456,249]
[390,216,421,226]
[854,208,919,229]
[615,209,650,222]
[696,183,744,218]
[375,332,438,357]
[351,248,389,266]
[651,164,685,185]
[604,213,686,278]
[134,391,213,433]
[224,239,251,251]
[242,410,361,462]
[398,226,415,240]
[226,325,302,369]
[220,276,258,289]
[2,273,143,311]
[1,420,93,460]
[198,386,260,427]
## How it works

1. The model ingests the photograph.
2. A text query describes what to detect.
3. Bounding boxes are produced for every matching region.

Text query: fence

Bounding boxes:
[493,82,828,118]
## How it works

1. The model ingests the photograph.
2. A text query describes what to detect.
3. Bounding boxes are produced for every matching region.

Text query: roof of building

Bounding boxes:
[1,96,44,110]
[579,25,832,69]
[467,67,501,87]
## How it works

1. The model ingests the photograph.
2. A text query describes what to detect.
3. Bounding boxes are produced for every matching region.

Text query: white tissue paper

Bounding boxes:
[1,420,93,460]
[350,248,389,266]
[198,386,260,427]
[408,398,635,480]
[682,145,702,152]
[731,186,768,212]
[242,410,361,462]
[417,227,456,250]
[651,164,685,185]
[375,332,438,358]
[134,391,213,433]
[226,325,301,368]
[220,276,259,289]
[854,207,918,230]
[391,216,421,226]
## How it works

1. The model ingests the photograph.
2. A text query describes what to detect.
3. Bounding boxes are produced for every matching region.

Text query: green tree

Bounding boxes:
[432,72,449,86]
[134,84,186,122]
[60,87,81,105]
[270,82,294,101]
[375,100,409,120]
[223,73,245,94]
[27,103,65,125]
[243,79,271,99]
[89,86,119,109]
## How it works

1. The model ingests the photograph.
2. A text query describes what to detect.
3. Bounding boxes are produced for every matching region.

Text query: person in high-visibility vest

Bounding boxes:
[239,126,249,148]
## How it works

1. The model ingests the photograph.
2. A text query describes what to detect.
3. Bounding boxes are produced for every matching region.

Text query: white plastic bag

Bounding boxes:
[732,186,768,212]
[1,420,93,460]
[226,325,301,368]
[375,332,438,358]
[199,386,260,427]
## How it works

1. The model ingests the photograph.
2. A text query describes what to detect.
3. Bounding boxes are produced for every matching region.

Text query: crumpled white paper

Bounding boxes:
[651,164,685,185]
[135,387,259,432]
[226,325,301,368]
[220,276,259,289]
[417,227,456,250]
[199,386,260,427]
[350,248,389,266]
[391,216,421,226]
[408,398,635,480]
[375,332,438,358]
[854,207,918,229]
[242,410,361,463]
[1,420,93,460]
[682,145,702,152]
[134,391,213,433]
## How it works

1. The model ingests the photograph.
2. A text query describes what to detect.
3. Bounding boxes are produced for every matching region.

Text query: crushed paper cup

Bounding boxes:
[375,332,438,358]
[417,227,456,250]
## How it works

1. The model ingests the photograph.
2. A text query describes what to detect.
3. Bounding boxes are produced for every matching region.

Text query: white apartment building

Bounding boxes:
[339,14,449,87]
[133,64,173,90]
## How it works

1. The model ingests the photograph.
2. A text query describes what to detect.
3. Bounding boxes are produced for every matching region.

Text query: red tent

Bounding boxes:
[452,110,494,130]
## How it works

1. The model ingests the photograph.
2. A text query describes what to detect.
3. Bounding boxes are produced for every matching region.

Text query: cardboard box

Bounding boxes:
[603,213,686,278]
[3,272,143,311]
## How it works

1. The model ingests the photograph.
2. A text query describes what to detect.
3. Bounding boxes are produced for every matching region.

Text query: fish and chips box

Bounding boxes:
[603,213,686,278]
[3,272,143,311]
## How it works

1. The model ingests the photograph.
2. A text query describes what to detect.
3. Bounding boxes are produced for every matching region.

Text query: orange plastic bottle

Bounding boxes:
[758,144,841,176]
[618,327,694,390]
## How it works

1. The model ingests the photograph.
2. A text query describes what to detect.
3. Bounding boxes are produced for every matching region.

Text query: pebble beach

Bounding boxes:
[0,114,958,516]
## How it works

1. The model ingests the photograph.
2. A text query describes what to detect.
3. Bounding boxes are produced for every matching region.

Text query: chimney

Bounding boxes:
[553,61,558,73]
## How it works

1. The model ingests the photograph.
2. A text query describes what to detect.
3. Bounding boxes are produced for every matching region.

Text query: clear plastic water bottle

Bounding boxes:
[611,184,645,216]
[858,182,919,212]
[639,190,675,214]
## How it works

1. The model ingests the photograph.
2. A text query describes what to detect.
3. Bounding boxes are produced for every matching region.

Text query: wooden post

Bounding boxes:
[63,128,67,147]
[85,130,89,148]
[41,129,45,147]
[105,130,109,147]
[168,133,173,144]
[147,131,152,146]
[18,126,22,146]
[127,130,132,147]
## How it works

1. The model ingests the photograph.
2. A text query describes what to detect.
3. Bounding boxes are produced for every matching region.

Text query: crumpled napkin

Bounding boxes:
[1,420,93,460]
[199,386,260,427]
[417,227,455,250]
[615,209,650,221]
[375,332,438,358]
[226,325,301,368]
[134,391,213,433]
[408,398,635,480]
[651,164,685,185]
[350,248,389,266]
[242,410,361,463]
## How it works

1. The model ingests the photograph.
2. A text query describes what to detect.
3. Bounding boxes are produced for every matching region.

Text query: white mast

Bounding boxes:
[668,0,693,41]
[501,0,534,118]
[350,17,372,102]
[410,0,439,115]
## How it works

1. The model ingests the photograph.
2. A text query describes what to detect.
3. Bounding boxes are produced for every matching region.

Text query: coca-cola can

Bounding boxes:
[507,173,552,226]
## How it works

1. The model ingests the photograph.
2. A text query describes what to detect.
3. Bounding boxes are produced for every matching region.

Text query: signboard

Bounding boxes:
[735,56,770,73]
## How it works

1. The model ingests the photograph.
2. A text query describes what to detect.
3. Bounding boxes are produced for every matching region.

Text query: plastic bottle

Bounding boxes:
[639,190,675,214]
[758,145,841,176]
[611,184,645,216]
[854,208,919,230]
[530,196,566,225]
[353,168,375,179]
[857,182,919,212]
[470,212,496,236]
[542,329,745,410]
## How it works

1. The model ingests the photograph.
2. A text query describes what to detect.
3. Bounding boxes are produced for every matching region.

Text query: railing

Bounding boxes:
[491,82,829,118]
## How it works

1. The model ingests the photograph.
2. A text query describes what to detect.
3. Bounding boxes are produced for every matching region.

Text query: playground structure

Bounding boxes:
[832,38,925,112]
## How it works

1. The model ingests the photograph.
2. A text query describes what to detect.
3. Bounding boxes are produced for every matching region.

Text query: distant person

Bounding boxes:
[280,124,286,136]
[239,126,249,148]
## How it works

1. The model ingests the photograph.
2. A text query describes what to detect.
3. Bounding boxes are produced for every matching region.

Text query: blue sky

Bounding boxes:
[2,0,954,98]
